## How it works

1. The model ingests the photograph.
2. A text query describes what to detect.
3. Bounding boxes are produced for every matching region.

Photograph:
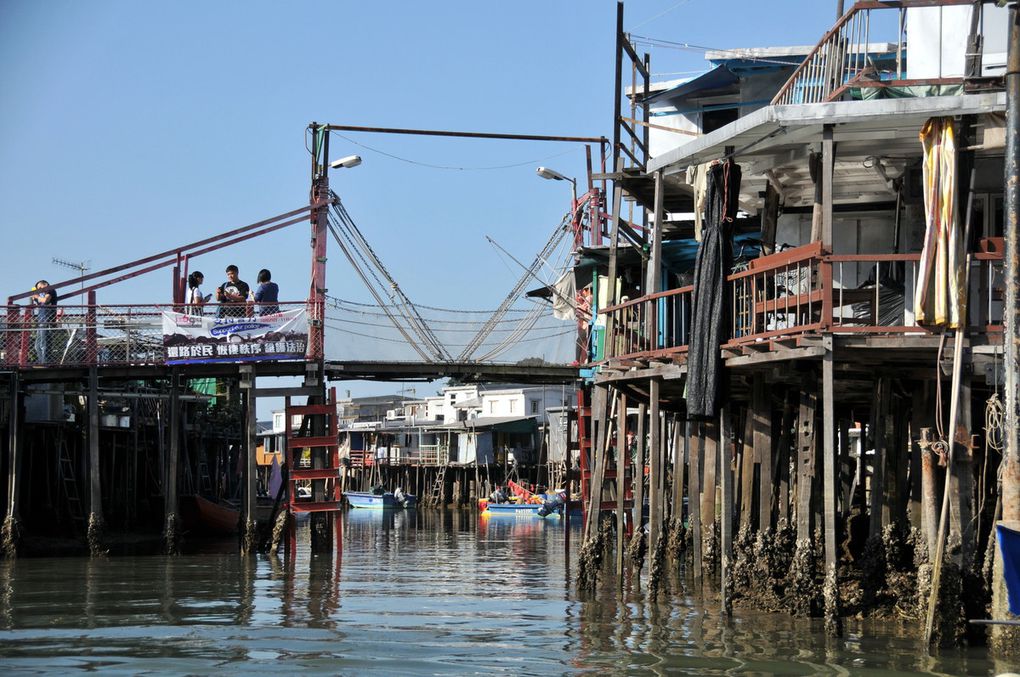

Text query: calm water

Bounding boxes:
[0,510,1016,676]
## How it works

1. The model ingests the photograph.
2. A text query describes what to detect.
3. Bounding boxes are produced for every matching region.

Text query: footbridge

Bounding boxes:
[2,123,605,388]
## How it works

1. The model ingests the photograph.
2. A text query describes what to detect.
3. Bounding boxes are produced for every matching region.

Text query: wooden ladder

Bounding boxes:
[426,465,447,508]
[285,388,343,517]
[56,433,85,530]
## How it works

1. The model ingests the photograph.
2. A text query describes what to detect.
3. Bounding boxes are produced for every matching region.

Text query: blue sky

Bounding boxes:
[1,0,841,405]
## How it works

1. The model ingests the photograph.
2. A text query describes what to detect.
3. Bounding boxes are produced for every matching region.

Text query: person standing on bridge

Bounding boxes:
[31,280,57,363]
[186,271,207,316]
[254,268,279,316]
[216,265,250,318]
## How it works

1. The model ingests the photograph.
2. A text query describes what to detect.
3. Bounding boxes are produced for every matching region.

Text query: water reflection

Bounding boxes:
[0,513,1015,674]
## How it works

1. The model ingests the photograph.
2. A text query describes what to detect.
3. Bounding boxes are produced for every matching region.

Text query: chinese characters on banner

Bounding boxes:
[162,308,308,365]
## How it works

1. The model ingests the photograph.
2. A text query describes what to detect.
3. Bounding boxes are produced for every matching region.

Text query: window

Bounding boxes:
[509,400,516,413]
[531,400,539,415]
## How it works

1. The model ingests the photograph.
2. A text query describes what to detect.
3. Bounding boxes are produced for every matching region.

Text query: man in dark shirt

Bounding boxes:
[216,265,250,318]
[31,279,58,363]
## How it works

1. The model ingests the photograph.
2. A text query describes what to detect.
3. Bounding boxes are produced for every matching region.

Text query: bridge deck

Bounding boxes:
[5,359,579,385]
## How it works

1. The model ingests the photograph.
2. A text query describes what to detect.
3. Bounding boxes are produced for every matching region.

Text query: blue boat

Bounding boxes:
[484,502,546,516]
[346,490,416,510]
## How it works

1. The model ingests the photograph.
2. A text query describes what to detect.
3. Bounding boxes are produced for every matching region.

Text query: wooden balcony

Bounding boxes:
[598,240,1004,364]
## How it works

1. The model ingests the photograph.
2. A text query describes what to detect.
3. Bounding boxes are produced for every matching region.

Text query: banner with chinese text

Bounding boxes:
[162,309,308,364]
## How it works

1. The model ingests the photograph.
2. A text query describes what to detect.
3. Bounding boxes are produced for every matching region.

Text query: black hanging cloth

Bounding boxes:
[685,160,741,418]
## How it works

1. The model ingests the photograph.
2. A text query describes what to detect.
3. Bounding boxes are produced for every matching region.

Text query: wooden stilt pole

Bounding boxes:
[241,366,257,555]
[868,378,889,539]
[2,372,22,558]
[584,384,610,540]
[615,390,627,586]
[689,421,703,587]
[739,407,755,530]
[796,389,817,543]
[648,379,662,552]
[719,402,733,616]
[822,338,842,635]
[631,402,647,540]
[776,390,793,526]
[87,367,104,556]
[754,375,773,532]
[164,368,180,554]
[670,415,685,522]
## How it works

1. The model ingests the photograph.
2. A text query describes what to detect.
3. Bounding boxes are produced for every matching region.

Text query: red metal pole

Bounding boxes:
[308,123,329,361]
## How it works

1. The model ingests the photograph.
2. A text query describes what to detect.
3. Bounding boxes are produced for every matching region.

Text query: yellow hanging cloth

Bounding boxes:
[914,118,963,329]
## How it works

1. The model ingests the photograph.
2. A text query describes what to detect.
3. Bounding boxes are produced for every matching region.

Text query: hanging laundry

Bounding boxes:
[914,117,963,328]
[685,163,710,242]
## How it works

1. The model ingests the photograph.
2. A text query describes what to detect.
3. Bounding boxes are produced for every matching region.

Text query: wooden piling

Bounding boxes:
[615,390,627,584]
[739,407,755,529]
[240,367,257,554]
[584,384,610,539]
[87,367,104,556]
[2,372,21,558]
[868,377,889,539]
[949,376,975,567]
[776,390,793,525]
[919,427,939,560]
[669,415,685,522]
[648,379,662,551]
[753,375,773,532]
[702,421,718,536]
[164,368,180,554]
[796,389,817,543]
[631,401,647,541]
[689,421,703,586]
[822,339,841,636]
[719,403,733,615]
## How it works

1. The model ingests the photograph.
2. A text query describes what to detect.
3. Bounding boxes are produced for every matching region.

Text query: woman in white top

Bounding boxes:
[187,271,206,315]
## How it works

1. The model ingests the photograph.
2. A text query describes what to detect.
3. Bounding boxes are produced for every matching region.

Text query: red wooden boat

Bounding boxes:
[180,495,239,535]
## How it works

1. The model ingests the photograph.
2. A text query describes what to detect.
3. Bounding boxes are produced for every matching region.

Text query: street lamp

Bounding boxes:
[330,154,362,170]
[536,166,577,202]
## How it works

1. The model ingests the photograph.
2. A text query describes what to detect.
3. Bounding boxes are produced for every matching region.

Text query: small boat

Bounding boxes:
[484,502,547,516]
[346,490,416,510]
[180,495,239,535]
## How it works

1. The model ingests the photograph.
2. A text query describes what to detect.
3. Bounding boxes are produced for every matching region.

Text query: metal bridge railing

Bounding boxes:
[2,301,310,369]
[771,0,983,107]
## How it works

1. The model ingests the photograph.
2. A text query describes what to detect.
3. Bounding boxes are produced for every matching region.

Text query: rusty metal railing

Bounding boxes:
[596,242,1006,363]
[601,286,694,360]
[771,0,980,106]
[728,242,825,344]
[1,301,310,368]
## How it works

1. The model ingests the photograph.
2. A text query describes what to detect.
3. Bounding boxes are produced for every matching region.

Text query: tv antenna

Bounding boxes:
[52,257,91,293]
